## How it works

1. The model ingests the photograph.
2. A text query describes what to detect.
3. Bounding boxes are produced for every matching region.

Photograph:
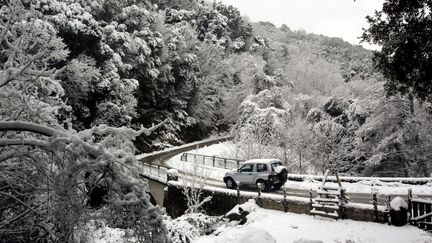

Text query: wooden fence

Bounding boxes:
[409,189,432,231]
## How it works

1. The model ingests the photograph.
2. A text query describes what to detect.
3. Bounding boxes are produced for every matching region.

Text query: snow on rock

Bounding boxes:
[226,199,259,216]
[194,200,432,243]
[390,197,408,211]
[238,227,276,243]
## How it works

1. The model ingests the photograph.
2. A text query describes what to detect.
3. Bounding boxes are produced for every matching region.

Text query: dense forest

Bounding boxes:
[1,0,432,242]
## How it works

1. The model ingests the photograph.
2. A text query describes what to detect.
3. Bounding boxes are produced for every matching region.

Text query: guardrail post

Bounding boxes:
[309,189,313,212]
[373,192,378,222]
[237,160,239,169]
[340,188,346,219]
[157,165,160,178]
[257,185,261,206]
[283,187,288,212]
[224,158,227,169]
[237,183,240,204]
[212,156,215,167]
[408,188,412,221]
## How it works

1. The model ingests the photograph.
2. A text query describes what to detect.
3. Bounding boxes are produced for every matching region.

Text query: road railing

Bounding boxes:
[180,152,244,170]
[141,163,169,184]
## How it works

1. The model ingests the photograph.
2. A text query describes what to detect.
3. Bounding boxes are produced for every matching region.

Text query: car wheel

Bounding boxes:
[225,177,236,189]
[256,180,269,192]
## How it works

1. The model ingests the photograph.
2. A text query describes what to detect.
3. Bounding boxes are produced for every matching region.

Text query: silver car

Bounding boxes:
[223,159,288,191]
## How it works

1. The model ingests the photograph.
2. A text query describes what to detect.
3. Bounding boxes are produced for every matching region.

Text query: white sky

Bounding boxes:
[219,0,384,49]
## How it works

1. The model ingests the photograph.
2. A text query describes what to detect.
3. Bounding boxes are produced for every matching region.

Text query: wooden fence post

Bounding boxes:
[408,188,412,221]
[419,201,425,229]
[237,183,240,204]
[373,193,378,222]
[413,199,419,226]
[309,189,313,212]
[385,195,391,225]
[257,185,262,206]
[425,201,432,230]
[340,188,346,219]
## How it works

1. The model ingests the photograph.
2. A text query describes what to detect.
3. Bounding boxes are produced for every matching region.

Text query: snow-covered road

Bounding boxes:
[138,139,432,206]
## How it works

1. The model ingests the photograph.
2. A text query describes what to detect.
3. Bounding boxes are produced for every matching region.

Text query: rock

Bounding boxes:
[224,207,249,225]
[225,212,241,222]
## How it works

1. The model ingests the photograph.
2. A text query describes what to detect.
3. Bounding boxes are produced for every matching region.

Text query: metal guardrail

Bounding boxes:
[180,152,244,170]
[141,163,169,184]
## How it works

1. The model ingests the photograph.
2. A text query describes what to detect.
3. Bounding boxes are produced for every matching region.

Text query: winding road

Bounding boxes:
[138,136,432,206]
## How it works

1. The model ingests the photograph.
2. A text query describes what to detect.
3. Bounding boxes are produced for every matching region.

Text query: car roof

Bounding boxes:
[242,159,281,164]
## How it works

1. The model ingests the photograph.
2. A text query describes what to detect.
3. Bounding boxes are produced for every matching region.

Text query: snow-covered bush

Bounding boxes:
[165,213,220,243]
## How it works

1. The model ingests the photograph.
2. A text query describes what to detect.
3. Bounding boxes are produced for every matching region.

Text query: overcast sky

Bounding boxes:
[219,0,384,49]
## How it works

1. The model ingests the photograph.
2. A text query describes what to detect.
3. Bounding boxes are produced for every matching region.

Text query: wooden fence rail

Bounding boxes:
[409,189,432,231]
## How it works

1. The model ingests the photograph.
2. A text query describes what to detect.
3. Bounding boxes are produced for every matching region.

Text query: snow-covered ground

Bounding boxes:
[167,142,432,197]
[195,200,432,243]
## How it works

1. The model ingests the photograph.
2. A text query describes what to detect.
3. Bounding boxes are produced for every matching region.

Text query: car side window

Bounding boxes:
[240,164,253,172]
[256,163,267,172]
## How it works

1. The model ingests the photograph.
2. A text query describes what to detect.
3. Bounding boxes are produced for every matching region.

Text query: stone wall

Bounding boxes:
[163,184,387,223]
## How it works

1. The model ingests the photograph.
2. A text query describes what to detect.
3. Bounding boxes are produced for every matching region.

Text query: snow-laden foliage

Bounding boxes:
[164,213,220,243]
[0,1,168,242]
[232,89,291,160]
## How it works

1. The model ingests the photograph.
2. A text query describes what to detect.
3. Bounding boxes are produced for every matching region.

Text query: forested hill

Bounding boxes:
[3,0,431,177]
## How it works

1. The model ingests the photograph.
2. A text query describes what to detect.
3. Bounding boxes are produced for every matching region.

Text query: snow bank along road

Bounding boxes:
[137,138,432,206]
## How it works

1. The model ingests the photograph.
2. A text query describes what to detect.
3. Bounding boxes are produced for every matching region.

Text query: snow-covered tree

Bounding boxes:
[0,2,168,242]
[232,89,291,160]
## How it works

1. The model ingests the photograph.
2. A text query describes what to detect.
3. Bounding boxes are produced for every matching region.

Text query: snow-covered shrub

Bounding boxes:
[164,213,220,243]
